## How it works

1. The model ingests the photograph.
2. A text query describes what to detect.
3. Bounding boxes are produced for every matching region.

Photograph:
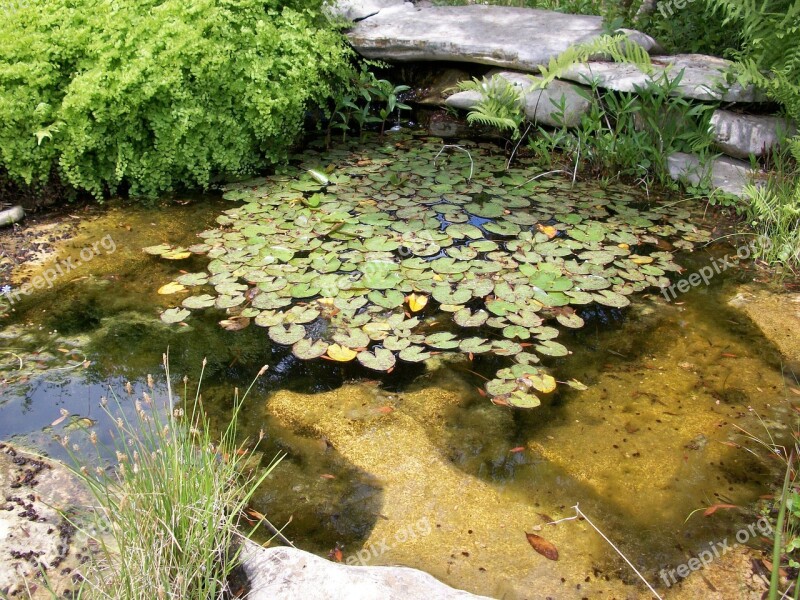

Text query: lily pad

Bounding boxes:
[357,347,396,371]
[268,324,307,345]
[160,308,190,324]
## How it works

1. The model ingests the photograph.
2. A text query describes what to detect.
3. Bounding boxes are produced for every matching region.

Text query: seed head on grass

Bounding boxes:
[58,354,282,599]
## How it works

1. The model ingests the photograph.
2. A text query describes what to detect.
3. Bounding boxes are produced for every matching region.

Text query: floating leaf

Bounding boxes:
[268,324,306,345]
[220,316,250,331]
[292,338,329,360]
[161,308,190,324]
[326,344,358,362]
[398,345,432,362]
[407,293,428,312]
[158,282,186,295]
[357,347,396,371]
[454,308,488,327]
[526,533,559,560]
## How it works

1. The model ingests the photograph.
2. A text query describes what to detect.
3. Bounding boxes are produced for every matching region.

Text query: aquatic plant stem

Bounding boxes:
[433,145,474,181]
[547,504,664,599]
[769,456,793,600]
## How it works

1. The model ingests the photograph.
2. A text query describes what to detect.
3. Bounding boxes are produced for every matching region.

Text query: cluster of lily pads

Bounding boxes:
[147,133,709,407]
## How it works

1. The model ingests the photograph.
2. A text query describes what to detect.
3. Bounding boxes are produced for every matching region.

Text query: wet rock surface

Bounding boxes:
[0,443,90,599]
[710,110,797,159]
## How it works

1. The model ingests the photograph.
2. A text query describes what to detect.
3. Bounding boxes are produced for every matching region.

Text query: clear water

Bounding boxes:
[0,194,794,599]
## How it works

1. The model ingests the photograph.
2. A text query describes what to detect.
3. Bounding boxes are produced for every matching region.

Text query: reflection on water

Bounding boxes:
[0,198,795,598]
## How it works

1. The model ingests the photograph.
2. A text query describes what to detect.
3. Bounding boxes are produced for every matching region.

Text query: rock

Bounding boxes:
[0,205,24,227]
[0,443,91,598]
[710,109,797,159]
[667,151,766,197]
[326,0,405,22]
[241,543,492,600]
[559,54,767,102]
[347,4,660,71]
[445,70,590,128]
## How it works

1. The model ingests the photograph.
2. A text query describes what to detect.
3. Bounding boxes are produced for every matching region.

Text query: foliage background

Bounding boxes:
[0,0,354,199]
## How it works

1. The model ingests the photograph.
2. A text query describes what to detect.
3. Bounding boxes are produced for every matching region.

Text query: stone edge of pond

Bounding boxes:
[239,541,494,599]
[0,441,90,599]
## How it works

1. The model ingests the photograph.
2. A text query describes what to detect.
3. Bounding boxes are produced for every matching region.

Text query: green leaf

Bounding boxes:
[357,347,396,371]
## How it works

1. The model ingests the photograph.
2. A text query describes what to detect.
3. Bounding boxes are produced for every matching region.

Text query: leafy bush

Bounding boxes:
[0,0,355,199]
[638,2,742,56]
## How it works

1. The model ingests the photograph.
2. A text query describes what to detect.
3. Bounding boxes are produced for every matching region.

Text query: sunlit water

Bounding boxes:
[0,190,794,599]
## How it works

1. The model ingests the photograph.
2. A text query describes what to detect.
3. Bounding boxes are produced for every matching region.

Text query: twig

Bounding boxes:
[546,503,663,600]
[507,122,533,170]
[513,170,571,189]
[433,145,474,182]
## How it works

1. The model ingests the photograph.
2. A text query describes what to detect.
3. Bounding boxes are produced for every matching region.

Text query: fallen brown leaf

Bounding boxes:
[525,532,558,561]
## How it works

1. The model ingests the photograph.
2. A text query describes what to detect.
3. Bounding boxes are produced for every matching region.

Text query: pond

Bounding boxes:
[0,132,793,599]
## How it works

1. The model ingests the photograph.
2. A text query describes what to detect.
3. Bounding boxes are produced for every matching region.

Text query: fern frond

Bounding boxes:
[536,34,653,89]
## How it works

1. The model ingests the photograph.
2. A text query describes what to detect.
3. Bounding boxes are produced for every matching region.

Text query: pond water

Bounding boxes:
[0,134,794,599]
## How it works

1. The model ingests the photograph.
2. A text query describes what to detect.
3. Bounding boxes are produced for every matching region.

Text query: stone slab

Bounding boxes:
[711,109,797,159]
[560,54,767,102]
[667,151,765,197]
[241,543,492,600]
[347,4,660,71]
[445,70,591,127]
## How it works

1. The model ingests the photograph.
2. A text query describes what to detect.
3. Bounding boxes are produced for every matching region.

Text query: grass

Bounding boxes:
[743,138,800,274]
[731,380,800,598]
[56,354,281,599]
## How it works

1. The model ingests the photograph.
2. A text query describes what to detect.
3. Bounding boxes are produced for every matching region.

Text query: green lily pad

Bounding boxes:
[592,289,631,308]
[453,308,488,327]
[160,308,191,324]
[424,332,460,349]
[357,347,396,371]
[398,345,432,362]
[182,294,216,309]
[460,337,493,354]
[268,324,307,345]
[176,272,209,286]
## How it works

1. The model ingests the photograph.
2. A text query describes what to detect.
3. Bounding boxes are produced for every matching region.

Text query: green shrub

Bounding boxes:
[0,0,355,199]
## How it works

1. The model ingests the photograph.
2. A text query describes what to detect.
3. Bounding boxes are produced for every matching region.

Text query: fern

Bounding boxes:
[456,75,525,137]
[704,0,800,122]
[456,34,653,140]
[536,33,653,89]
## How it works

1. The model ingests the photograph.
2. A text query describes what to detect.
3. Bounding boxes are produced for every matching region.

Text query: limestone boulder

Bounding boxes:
[559,54,767,102]
[667,151,766,197]
[347,4,660,71]
[241,543,493,600]
[710,109,797,159]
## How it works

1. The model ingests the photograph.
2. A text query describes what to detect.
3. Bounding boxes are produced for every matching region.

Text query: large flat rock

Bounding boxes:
[560,54,766,102]
[347,4,660,71]
[241,543,492,600]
